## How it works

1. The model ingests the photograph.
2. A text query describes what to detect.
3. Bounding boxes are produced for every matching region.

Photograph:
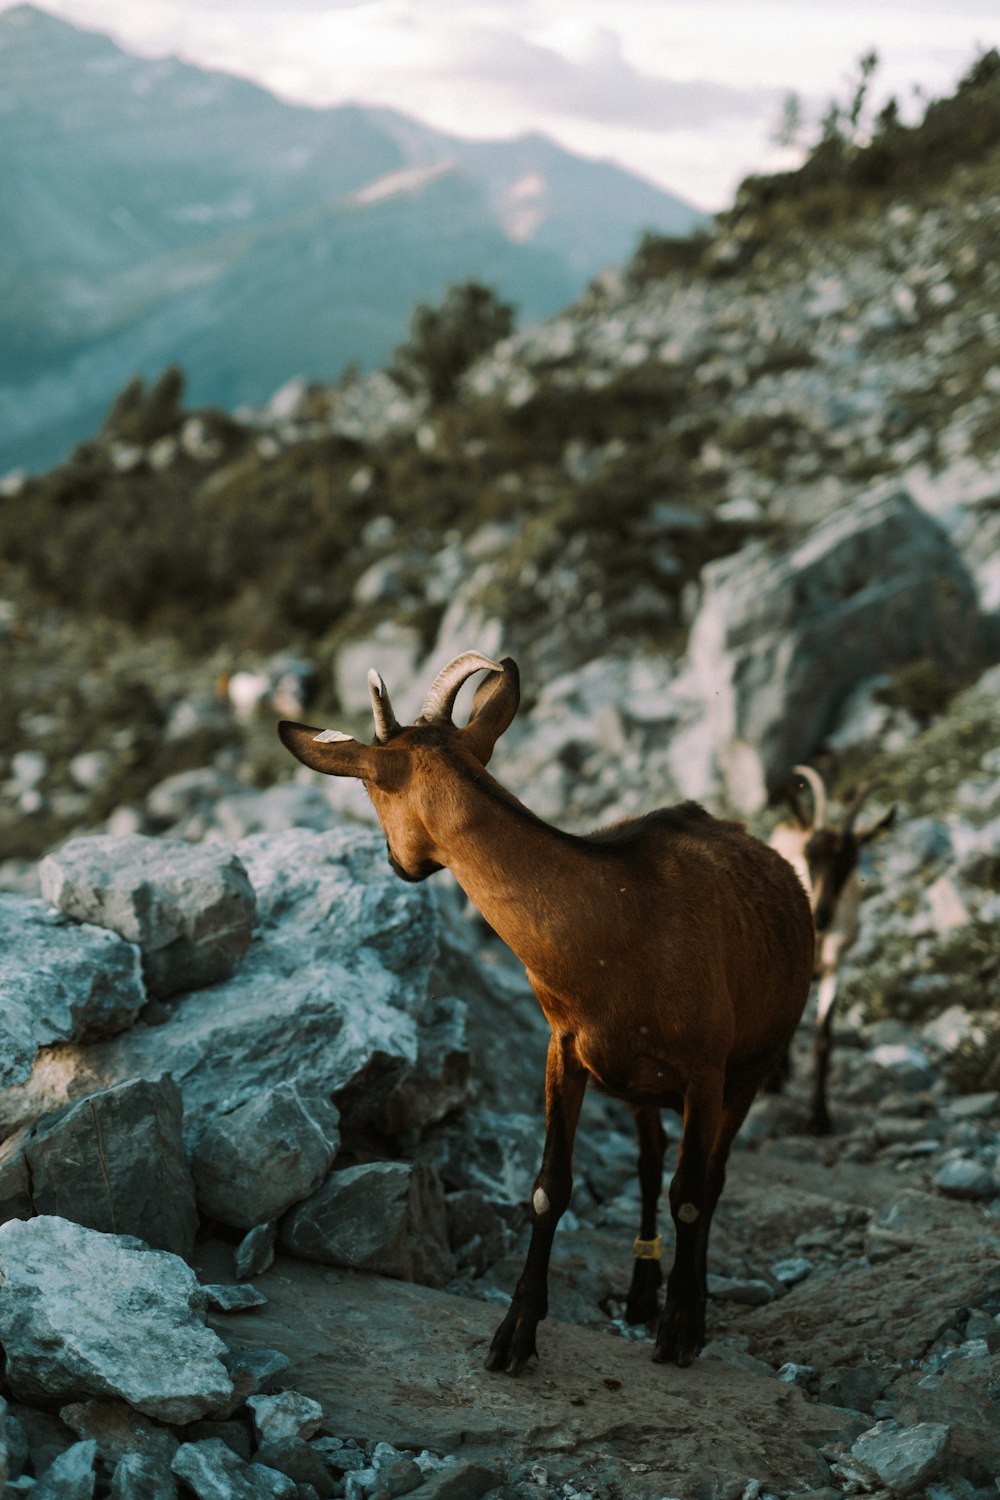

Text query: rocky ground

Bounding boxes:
[0,725,998,1499]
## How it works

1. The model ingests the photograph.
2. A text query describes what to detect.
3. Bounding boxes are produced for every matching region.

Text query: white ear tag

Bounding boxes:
[313,729,354,743]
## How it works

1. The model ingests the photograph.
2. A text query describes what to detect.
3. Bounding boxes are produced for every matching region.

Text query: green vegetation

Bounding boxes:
[391,282,516,407]
[0,340,745,664]
[729,48,1000,235]
[625,47,1000,286]
[626,229,713,288]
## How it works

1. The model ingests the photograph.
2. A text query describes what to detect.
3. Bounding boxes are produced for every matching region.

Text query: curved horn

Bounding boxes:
[843,780,877,836]
[418,651,504,725]
[791,764,827,830]
[368,668,400,743]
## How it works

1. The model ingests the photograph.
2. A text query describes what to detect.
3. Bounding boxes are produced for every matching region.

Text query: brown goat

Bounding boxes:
[769,766,896,1133]
[279,652,815,1372]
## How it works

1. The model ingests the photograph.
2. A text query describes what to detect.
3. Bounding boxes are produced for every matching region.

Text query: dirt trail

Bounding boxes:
[202,1122,1000,1498]
[207,1251,848,1500]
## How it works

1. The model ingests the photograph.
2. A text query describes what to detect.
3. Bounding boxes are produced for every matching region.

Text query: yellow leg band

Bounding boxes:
[633,1235,662,1260]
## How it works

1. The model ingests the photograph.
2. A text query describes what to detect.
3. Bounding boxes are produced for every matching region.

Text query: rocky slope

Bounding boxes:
[0,54,999,1500]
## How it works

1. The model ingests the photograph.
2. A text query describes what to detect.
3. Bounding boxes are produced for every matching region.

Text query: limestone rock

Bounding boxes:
[21,1076,198,1255]
[684,489,983,810]
[33,1438,98,1500]
[891,1347,1000,1478]
[110,1451,180,1499]
[246,1391,324,1444]
[39,835,256,998]
[0,892,145,1092]
[0,1129,32,1224]
[280,1160,456,1287]
[933,1157,996,1201]
[850,1420,950,1495]
[171,1438,297,1499]
[254,1437,335,1498]
[191,1083,339,1230]
[59,1398,179,1472]
[201,1283,267,1312]
[235,1222,278,1281]
[413,1460,504,1500]
[0,1217,233,1422]
[220,1347,291,1408]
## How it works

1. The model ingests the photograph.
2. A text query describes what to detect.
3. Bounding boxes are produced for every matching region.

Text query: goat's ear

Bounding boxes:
[462,657,520,765]
[277,722,407,791]
[857,804,897,844]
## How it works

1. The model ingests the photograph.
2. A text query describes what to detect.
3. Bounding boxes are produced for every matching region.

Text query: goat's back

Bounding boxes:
[585,803,814,1071]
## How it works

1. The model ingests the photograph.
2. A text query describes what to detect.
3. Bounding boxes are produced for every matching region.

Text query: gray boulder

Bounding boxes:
[280,1160,457,1287]
[4,827,474,1158]
[892,1346,1000,1478]
[39,836,256,998]
[850,1420,950,1495]
[683,489,983,810]
[234,1222,278,1281]
[0,1129,32,1224]
[110,1451,179,1499]
[60,1397,179,1472]
[33,1438,98,1500]
[220,1347,291,1408]
[235,826,438,981]
[0,1217,233,1422]
[58,828,467,1143]
[18,1076,198,1255]
[191,1082,339,1230]
[0,892,145,1096]
[245,1391,324,1444]
[172,1438,297,1499]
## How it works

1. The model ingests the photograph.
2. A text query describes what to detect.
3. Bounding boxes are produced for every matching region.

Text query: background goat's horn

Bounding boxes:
[843,780,876,835]
[791,764,827,830]
[368,668,400,742]
[419,651,504,724]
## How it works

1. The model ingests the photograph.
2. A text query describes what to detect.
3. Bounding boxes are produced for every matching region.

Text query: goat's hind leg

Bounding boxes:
[624,1104,665,1326]
[486,1033,587,1375]
[654,1075,758,1367]
[653,1074,723,1368]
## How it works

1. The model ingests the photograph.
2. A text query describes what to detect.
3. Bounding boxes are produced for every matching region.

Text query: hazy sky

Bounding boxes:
[5,0,998,208]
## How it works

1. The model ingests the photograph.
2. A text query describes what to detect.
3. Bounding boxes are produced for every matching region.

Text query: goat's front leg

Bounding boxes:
[809,970,838,1134]
[485,1032,587,1375]
[624,1104,665,1326]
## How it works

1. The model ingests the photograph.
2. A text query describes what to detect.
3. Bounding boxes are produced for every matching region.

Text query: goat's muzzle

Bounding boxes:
[386,844,443,883]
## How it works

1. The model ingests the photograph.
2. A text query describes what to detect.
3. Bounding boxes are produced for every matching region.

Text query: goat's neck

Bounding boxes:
[426,768,601,982]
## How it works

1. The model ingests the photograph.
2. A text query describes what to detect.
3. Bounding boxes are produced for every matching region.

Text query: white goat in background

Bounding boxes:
[769,765,896,1133]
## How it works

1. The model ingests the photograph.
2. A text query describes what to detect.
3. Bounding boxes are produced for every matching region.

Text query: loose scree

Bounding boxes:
[279,651,815,1373]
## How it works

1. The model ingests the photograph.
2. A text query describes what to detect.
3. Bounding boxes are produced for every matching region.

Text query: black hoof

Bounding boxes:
[808,1109,833,1136]
[485,1309,539,1375]
[652,1297,704,1368]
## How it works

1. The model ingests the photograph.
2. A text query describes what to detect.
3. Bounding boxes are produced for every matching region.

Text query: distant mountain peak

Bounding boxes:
[0,3,707,474]
[1,3,104,39]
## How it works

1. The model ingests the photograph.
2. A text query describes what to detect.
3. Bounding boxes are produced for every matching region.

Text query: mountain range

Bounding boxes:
[0,4,705,474]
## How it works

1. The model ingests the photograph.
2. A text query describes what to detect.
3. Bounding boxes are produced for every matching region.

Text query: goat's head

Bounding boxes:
[787,765,896,932]
[278,650,519,882]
